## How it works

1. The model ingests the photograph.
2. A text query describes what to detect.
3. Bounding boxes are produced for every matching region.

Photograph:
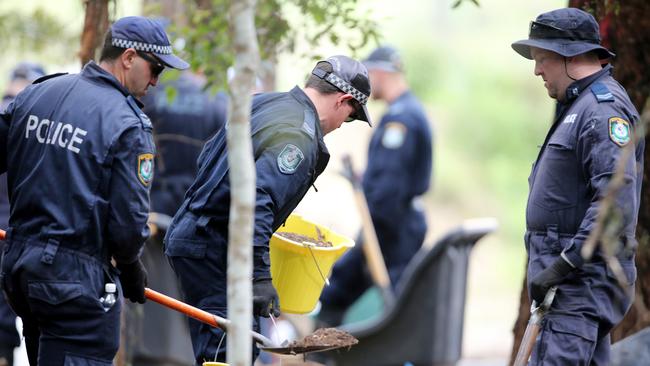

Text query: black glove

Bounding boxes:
[530,257,573,304]
[253,278,280,318]
[117,259,148,304]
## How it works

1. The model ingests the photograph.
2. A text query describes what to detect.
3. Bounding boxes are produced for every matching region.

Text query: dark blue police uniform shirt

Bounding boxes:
[142,71,226,216]
[526,64,644,267]
[363,91,432,224]
[166,86,329,277]
[0,61,155,264]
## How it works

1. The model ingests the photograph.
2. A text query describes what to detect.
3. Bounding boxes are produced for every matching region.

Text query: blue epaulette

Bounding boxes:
[591,82,615,103]
[301,109,316,138]
[126,95,152,129]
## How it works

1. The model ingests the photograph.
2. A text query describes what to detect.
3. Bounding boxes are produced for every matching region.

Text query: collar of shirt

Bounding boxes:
[289,86,322,137]
[391,90,412,105]
[555,64,612,121]
[563,64,613,102]
[81,61,144,108]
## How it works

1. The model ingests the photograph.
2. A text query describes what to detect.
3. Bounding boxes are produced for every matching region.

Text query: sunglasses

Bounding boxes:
[529,21,599,43]
[137,51,165,77]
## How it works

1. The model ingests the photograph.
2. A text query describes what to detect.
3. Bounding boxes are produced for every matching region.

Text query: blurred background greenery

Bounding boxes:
[0,0,566,360]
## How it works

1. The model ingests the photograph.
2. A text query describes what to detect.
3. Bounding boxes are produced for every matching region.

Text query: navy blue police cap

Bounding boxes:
[311,55,372,125]
[110,16,189,70]
[11,62,46,82]
[512,8,615,60]
[363,46,403,73]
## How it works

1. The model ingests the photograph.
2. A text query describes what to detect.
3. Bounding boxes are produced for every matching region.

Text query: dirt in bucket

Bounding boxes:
[276,230,333,247]
[287,327,358,350]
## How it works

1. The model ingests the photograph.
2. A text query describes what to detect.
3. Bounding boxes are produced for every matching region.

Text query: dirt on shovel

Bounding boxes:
[268,327,358,355]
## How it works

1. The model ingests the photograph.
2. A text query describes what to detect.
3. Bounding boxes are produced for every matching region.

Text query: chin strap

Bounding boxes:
[564,57,577,81]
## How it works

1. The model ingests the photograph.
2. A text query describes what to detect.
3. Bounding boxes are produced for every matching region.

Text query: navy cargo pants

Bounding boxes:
[1,237,122,366]
[526,227,636,366]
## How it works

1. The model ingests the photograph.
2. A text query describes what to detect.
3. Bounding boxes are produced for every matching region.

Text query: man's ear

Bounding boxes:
[337,93,353,106]
[121,48,137,70]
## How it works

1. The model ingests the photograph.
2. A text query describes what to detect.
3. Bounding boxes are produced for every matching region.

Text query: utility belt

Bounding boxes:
[5,228,110,266]
[525,225,636,262]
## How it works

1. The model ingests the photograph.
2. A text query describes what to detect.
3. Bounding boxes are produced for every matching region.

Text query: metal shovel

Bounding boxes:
[144,287,344,355]
[513,286,557,366]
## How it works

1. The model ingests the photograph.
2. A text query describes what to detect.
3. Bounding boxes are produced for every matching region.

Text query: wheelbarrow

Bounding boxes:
[145,287,354,355]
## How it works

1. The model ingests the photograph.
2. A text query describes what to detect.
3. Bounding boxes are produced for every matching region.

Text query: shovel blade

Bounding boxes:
[259,344,347,355]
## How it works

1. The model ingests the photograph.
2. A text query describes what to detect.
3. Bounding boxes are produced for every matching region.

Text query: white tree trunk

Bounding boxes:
[227,0,259,365]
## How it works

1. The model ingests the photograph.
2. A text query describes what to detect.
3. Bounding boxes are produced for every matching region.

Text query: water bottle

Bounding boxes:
[100,283,117,312]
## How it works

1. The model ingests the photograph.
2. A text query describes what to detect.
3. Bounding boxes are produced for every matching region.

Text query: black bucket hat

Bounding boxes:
[512,8,615,60]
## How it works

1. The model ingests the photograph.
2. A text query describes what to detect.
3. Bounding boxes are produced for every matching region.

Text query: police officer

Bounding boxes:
[317,46,433,327]
[125,70,226,366]
[164,55,371,364]
[0,16,188,365]
[0,61,45,366]
[512,8,644,365]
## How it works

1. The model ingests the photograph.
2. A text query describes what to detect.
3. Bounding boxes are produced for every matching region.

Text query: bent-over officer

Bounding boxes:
[164,55,372,364]
[512,8,644,365]
[0,16,188,365]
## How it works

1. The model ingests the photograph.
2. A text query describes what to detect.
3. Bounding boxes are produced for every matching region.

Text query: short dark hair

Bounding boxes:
[99,29,126,62]
[304,61,341,95]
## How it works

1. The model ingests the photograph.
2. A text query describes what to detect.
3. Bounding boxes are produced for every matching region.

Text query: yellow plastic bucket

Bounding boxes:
[270,214,354,314]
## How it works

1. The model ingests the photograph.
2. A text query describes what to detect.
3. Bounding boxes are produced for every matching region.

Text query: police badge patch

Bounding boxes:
[608,117,631,147]
[382,122,407,149]
[277,144,304,174]
[137,153,154,186]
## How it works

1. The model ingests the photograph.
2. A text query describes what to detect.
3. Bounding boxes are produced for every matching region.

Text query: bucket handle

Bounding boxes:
[302,241,330,286]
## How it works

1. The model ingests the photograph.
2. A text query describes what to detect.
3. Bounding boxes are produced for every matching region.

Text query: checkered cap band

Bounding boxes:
[325,73,368,105]
[111,38,172,54]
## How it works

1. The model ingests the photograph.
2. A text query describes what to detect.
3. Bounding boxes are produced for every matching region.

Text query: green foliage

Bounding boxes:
[0,8,77,58]
[175,0,380,92]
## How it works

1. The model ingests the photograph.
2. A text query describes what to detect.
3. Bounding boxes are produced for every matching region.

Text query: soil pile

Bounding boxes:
[288,327,358,350]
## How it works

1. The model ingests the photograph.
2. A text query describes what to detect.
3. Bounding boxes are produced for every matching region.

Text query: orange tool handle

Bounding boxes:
[144,287,221,329]
[0,229,5,240]
[144,287,274,347]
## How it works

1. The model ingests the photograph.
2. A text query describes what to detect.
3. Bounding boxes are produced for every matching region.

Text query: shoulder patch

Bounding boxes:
[277,144,304,174]
[137,153,154,186]
[301,109,315,138]
[126,95,152,129]
[33,72,68,85]
[609,117,631,147]
[381,122,407,149]
[591,82,614,103]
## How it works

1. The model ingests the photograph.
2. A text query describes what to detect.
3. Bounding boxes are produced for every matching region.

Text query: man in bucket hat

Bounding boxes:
[164,55,371,364]
[512,8,644,365]
[0,16,188,365]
